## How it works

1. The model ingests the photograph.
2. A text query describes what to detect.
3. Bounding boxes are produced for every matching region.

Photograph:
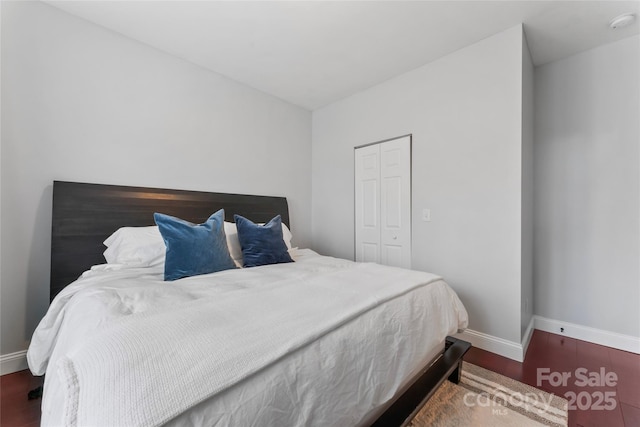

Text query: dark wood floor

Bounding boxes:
[464,330,640,427]
[1,330,638,426]
[0,367,43,427]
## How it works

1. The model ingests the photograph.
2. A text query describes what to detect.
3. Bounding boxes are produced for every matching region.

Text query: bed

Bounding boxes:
[28,181,470,427]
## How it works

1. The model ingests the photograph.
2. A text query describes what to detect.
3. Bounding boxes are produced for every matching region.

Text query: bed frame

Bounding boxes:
[50,181,290,300]
[48,180,470,426]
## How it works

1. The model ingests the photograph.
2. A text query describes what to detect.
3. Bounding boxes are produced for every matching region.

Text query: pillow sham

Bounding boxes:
[154,210,236,281]
[234,214,293,267]
[103,226,165,267]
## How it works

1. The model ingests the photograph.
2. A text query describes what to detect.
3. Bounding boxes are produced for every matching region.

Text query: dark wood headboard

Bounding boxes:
[50,181,289,301]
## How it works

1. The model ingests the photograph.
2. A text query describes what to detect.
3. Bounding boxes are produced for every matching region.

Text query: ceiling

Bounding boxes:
[45,1,640,111]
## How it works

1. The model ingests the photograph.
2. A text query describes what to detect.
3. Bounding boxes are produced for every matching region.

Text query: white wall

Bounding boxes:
[312,26,527,345]
[534,35,640,338]
[0,1,312,356]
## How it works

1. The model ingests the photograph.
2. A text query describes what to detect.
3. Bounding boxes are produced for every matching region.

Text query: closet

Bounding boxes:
[354,135,411,268]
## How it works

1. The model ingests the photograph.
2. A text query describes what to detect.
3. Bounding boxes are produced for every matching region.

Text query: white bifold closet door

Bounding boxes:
[355,135,411,268]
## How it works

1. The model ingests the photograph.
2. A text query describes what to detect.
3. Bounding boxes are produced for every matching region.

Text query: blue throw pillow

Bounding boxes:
[234,214,294,267]
[154,209,236,281]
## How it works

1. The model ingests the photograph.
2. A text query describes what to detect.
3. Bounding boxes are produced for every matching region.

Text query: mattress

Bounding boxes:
[28,249,468,426]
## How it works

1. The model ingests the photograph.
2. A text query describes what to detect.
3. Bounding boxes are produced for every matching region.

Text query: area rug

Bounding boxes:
[408,362,568,427]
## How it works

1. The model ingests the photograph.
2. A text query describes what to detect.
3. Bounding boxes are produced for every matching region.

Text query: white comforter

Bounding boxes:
[29,249,468,427]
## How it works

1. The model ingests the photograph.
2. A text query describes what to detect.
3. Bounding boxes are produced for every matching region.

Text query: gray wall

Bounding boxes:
[521,32,535,339]
[312,26,527,344]
[534,35,640,337]
[0,1,312,355]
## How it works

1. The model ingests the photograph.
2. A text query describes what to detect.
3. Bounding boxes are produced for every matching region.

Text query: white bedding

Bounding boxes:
[28,249,468,427]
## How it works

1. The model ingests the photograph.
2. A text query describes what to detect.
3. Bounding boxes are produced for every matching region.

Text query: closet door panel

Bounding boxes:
[380,136,411,268]
[355,144,381,263]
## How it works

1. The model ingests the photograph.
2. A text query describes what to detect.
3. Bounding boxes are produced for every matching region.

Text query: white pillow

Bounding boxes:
[103,221,294,268]
[224,222,244,264]
[224,221,293,266]
[103,226,165,267]
[282,223,293,250]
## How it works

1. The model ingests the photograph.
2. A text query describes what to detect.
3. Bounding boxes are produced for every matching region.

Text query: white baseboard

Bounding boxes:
[534,315,640,354]
[1,350,28,375]
[521,316,535,357]
[455,329,526,362]
[454,317,539,363]
[455,316,639,363]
